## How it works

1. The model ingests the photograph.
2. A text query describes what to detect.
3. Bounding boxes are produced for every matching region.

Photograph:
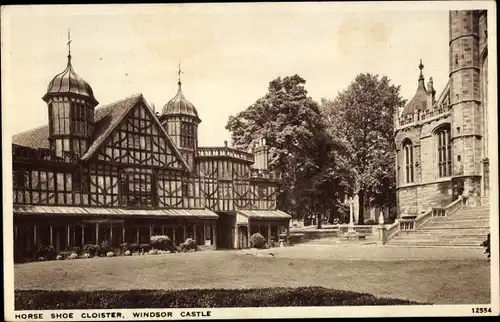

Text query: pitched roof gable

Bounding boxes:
[81,94,191,172]
[12,125,50,150]
[80,93,144,160]
[12,93,191,172]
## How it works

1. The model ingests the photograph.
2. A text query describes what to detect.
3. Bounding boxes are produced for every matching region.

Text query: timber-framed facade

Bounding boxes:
[12,47,291,261]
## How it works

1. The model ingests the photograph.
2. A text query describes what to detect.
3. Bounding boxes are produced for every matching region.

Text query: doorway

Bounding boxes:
[238,226,248,249]
[216,213,235,249]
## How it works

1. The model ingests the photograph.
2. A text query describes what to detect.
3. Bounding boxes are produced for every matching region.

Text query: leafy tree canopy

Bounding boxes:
[321,73,406,223]
[226,75,343,222]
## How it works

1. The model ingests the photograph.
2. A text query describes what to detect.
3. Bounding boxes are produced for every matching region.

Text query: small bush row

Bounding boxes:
[31,235,201,262]
[15,287,423,310]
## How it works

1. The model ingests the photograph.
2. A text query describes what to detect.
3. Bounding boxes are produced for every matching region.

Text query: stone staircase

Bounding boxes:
[388,205,490,247]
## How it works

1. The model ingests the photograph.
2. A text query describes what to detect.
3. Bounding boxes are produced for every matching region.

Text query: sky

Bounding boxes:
[1,3,458,146]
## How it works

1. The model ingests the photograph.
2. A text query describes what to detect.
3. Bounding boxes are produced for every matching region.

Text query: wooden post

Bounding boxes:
[122,224,125,245]
[33,224,37,248]
[193,224,197,243]
[73,226,76,248]
[247,221,251,249]
[183,224,187,241]
[95,223,99,245]
[110,223,113,246]
[267,223,271,244]
[49,225,53,246]
[149,224,153,239]
[136,227,140,245]
[81,225,85,247]
[67,224,71,249]
[212,221,217,247]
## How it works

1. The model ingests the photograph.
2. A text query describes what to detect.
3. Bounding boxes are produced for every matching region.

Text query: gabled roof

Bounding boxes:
[81,93,191,172]
[12,93,191,172]
[80,93,144,160]
[12,125,50,150]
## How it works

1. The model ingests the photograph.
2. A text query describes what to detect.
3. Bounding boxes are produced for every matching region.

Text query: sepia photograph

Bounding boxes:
[1,2,498,320]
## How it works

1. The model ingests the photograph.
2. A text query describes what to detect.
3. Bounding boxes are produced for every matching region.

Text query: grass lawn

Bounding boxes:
[14,249,490,305]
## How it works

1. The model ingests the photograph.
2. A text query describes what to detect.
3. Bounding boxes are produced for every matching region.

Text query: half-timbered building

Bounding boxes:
[12,48,291,258]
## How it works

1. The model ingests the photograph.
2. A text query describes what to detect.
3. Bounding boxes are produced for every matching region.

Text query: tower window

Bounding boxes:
[436,125,452,178]
[180,122,195,149]
[403,140,414,183]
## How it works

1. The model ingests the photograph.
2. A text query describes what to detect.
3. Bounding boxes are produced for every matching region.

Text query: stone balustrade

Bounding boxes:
[396,103,452,128]
[197,147,254,162]
[379,196,464,245]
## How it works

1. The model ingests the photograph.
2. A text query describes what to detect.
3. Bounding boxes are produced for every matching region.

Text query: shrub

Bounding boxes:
[481,234,490,259]
[56,255,63,260]
[249,233,266,249]
[106,251,115,257]
[83,244,100,257]
[124,250,131,256]
[150,235,175,251]
[58,251,73,259]
[71,246,81,255]
[14,287,423,309]
[178,238,198,253]
[99,241,112,256]
[68,253,78,260]
[148,249,158,255]
[120,243,129,252]
[129,243,140,253]
[36,245,56,261]
[138,244,151,253]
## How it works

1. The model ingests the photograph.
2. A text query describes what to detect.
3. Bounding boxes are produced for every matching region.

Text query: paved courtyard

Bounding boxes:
[14,245,490,305]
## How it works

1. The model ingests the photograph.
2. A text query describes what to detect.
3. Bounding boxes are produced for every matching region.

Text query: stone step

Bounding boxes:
[388,241,483,248]
[388,238,485,246]
[424,221,489,228]
[444,214,490,220]
[394,233,487,240]
[414,228,490,235]
[452,212,491,217]
[399,229,489,236]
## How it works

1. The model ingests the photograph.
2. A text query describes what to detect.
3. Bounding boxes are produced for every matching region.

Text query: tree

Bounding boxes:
[321,74,406,224]
[226,75,340,225]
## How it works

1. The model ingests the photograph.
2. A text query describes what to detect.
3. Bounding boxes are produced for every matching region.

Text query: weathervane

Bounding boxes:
[177,61,183,86]
[67,29,72,60]
[418,59,424,80]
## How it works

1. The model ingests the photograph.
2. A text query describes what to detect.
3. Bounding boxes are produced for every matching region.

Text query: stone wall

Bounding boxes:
[397,179,453,217]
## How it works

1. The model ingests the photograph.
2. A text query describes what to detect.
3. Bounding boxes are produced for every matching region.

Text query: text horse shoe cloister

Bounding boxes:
[12,51,291,260]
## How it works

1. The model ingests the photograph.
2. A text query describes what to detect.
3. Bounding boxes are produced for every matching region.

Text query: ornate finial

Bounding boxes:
[177,61,183,87]
[418,59,424,80]
[67,29,72,62]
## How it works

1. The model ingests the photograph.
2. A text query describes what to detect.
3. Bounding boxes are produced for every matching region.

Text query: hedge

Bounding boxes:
[15,287,423,309]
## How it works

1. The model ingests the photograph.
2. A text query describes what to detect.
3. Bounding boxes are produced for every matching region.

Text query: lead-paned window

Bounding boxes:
[437,126,452,178]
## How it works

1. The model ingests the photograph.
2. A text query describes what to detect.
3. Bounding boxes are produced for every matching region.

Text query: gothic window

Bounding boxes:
[436,125,452,178]
[120,170,155,208]
[403,140,414,183]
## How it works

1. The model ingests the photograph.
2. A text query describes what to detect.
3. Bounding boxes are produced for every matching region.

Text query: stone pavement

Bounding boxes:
[241,244,488,261]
